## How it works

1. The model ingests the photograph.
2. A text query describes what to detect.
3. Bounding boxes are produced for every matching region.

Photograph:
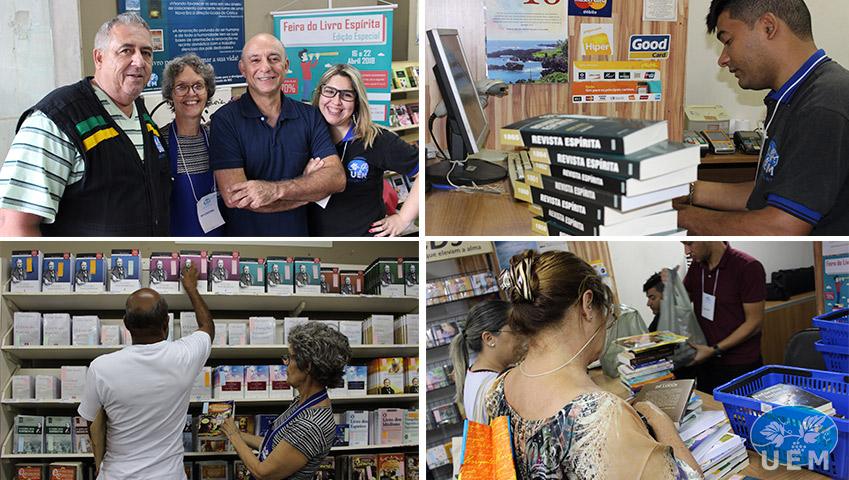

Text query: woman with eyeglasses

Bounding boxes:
[307,64,420,236]
[220,322,351,480]
[449,299,521,423]
[160,54,224,236]
[487,250,702,479]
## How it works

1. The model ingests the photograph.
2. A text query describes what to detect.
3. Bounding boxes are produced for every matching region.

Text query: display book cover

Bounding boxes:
[500,114,668,156]
[614,331,688,354]
[749,383,834,414]
[197,401,235,451]
[459,416,517,480]
[632,379,695,427]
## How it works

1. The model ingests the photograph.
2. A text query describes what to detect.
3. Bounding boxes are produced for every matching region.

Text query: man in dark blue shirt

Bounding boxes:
[210,33,345,236]
[678,0,849,235]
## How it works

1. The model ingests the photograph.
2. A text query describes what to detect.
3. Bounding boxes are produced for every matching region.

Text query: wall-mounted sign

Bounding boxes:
[580,24,614,57]
[572,61,662,103]
[568,0,612,18]
[628,34,671,60]
[426,242,493,262]
[643,0,678,22]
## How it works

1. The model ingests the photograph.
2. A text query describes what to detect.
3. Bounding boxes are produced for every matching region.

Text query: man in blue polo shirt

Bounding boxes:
[677,0,849,235]
[210,33,346,236]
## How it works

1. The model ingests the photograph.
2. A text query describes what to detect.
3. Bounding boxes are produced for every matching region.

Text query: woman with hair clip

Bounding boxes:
[449,300,520,423]
[487,250,703,479]
[307,64,420,236]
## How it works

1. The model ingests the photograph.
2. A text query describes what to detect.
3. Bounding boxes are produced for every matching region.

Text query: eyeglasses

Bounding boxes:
[174,82,205,96]
[320,85,356,102]
[280,354,290,366]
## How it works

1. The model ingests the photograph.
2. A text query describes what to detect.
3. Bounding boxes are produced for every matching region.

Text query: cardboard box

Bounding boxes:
[45,416,73,454]
[180,250,209,292]
[210,252,240,294]
[42,313,71,346]
[293,257,321,294]
[73,253,106,293]
[365,257,405,297]
[60,366,87,401]
[237,257,265,294]
[404,357,419,393]
[108,249,141,293]
[339,270,364,295]
[320,266,340,294]
[71,316,100,346]
[338,320,362,345]
[367,358,404,394]
[12,375,34,399]
[249,317,276,345]
[41,253,73,292]
[244,365,269,399]
[149,252,180,293]
[265,256,294,295]
[269,365,293,399]
[13,312,42,345]
[227,322,247,346]
[363,314,394,345]
[191,367,212,400]
[213,366,245,399]
[10,250,42,293]
[404,258,419,297]
[35,376,60,400]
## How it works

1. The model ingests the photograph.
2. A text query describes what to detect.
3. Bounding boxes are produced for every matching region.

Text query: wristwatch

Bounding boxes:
[711,344,723,358]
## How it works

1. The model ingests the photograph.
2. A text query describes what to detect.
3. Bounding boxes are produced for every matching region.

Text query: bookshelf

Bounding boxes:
[0,241,419,479]
[390,60,420,145]
[425,246,501,480]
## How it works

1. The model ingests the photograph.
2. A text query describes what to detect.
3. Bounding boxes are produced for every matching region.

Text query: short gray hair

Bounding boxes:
[94,12,151,51]
[288,322,351,388]
[161,54,217,111]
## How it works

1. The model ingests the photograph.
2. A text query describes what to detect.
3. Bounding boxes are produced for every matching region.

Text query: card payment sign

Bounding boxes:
[629,34,671,60]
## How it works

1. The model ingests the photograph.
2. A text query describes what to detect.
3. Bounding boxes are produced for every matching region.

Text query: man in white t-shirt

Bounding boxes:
[78,264,214,479]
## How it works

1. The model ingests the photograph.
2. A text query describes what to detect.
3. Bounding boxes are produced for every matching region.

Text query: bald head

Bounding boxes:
[125,288,169,339]
[239,33,288,96]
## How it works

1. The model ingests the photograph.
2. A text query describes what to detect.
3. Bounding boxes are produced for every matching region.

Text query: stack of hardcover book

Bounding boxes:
[500,114,700,236]
[614,331,687,392]
[678,410,748,479]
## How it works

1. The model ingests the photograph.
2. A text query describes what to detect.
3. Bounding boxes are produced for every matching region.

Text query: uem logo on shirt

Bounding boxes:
[762,140,780,182]
[348,158,370,182]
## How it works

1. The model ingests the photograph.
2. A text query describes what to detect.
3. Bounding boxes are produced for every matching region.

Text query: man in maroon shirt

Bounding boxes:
[680,241,766,393]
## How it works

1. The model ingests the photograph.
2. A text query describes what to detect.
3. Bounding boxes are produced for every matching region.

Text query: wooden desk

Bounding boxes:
[589,368,828,479]
[698,153,758,183]
[762,292,818,365]
[426,179,535,236]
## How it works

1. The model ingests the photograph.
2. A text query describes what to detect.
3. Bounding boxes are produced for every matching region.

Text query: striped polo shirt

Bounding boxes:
[0,83,147,222]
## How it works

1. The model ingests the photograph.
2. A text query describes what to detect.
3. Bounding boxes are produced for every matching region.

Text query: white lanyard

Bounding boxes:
[173,123,215,203]
[701,268,720,295]
[701,268,719,321]
[258,389,328,461]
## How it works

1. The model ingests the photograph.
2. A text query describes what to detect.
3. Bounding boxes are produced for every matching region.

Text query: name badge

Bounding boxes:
[701,292,716,321]
[197,192,225,233]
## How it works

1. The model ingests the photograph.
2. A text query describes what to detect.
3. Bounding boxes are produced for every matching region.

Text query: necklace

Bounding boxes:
[518,325,601,377]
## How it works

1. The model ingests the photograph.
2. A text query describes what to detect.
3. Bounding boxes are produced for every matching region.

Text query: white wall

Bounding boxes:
[609,241,815,326]
[685,0,849,128]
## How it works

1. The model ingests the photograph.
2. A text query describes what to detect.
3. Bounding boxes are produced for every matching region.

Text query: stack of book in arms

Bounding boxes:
[679,409,749,480]
[614,331,687,392]
[500,114,700,236]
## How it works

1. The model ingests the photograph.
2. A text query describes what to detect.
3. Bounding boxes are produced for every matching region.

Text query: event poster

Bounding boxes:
[118,0,245,92]
[571,60,662,103]
[484,0,568,84]
[823,242,849,311]
[273,6,394,126]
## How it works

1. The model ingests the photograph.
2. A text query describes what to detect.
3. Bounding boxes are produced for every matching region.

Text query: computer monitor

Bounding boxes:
[427,28,507,186]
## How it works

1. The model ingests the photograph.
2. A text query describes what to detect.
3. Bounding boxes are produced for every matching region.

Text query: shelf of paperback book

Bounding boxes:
[0,342,418,362]
[0,292,419,314]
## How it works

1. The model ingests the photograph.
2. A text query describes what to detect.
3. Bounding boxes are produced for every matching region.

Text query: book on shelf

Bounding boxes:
[14,415,44,454]
[392,67,411,89]
[396,104,412,126]
[632,379,695,427]
[501,114,668,156]
[431,402,462,426]
[458,416,517,480]
[528,141,701,180]
[197,401,234,452]
[377,453,406,480]
[408,103,420,125]
[406,65,420,87]
[749,383,835,414]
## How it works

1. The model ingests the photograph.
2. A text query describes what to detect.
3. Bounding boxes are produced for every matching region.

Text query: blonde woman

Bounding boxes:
[308,64,420,236]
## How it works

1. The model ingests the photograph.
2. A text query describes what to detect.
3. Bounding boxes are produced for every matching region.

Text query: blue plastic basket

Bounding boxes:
[713,365,849,478]
[812,308,849,346]
[815,340,849,373]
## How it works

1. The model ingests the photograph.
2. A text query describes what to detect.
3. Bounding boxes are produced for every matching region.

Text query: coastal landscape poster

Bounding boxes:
[484,0,569,84]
